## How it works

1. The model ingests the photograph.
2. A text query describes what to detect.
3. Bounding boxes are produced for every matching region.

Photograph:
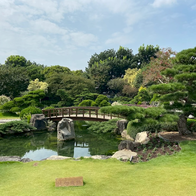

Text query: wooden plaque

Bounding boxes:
[55,176,83,187]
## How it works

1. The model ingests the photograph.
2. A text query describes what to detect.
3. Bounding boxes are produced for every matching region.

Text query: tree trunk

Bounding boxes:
[177,114,191,135]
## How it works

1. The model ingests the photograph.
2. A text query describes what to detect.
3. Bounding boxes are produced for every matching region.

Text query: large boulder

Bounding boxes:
[115,119,128,135]
[135,131,150,144]
[30,114,47,131]
[112,149,137,161]
[57,118,75,141]
[121,130,134,140]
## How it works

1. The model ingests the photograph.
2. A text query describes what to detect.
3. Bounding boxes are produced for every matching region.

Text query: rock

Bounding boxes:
[121,130,134,140]
[116,119,128,135]
[118,140,135,151]
[46,155,72,160]
[118,140,141,151]
[135,131,150,144]
[91,155,110,160]
[20,158,33,162]
[30,114,47,131]
[0,156,21,162]
[57,118,75,141]
[112,149,137,161]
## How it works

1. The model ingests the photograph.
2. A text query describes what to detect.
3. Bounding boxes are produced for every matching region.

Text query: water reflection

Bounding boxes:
[0,121,119,160]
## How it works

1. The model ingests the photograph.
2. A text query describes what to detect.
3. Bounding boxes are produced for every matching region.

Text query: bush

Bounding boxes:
[187,119,196,132]
[43,106,55,110]
[0,120,36,135]
[19,106,42,121]
[95,95,109,106]
[99,100,111,107]
[78,100,96,107]
[0,95,10,106]
[87,119,119,133]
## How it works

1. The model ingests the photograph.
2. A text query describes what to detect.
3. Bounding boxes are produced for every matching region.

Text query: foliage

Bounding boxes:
[43,65,71,78]
[5,55,27,67]
[0,95,10,106]
[0,112,19,119]
[43,106,55,110]
[94,95,110,107]
[150,61,196,134]
[107,78,128,95]
[111,101,122,106]
[74,93,99,106]
[110,96,133,104]
[134,44,160,67]
[86,46,135,93]
[142,48,176,86]
[56,89,73,107]
[78,100,95,107]
[1,90,45,112]
[87,119,119,133]
[27,78,48,92]
[0,120,36,135]
[130,87,152,104]
[123,68,140,87]
[0,65,29,98]
[46,73,95,100]
[100,105,179,137]
[19,106,42,120]
[175,47,196,65]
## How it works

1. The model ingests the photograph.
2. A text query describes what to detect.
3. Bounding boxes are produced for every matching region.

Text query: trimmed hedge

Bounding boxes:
[0,120,37,135]
[19,106,42,121]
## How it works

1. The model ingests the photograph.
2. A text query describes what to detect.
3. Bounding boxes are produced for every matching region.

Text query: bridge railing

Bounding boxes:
[42,107,123,120]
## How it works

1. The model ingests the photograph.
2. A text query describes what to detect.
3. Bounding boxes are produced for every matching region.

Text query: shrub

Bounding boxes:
[187,119,196,132]
[19,106,42,121]
[43,106,55,110]
[95,95,109,106]
[0,120,36,135]
[99,100,111,107]
[87,119,119,133]
[78,100,96,107]
[0,95,10,106]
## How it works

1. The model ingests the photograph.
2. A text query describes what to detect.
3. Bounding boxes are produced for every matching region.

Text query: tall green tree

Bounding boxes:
[150,63,196,135]
[0,65,29,98]
[5,55,27,67]
[175,47,196,65]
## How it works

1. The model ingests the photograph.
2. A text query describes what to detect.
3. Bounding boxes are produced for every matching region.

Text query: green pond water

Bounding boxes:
[0,121,119,160]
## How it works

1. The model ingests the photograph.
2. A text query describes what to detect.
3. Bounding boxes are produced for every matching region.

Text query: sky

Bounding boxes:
[0,0,196,71]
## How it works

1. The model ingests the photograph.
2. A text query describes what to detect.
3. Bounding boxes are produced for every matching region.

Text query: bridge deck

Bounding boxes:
[42,107,123,122]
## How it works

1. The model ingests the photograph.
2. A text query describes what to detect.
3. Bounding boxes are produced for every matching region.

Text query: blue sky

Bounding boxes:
[0,0,196,70]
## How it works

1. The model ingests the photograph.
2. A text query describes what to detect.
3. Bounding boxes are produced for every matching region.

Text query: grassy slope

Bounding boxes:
[0,141,196,196]
[0,112,19,119]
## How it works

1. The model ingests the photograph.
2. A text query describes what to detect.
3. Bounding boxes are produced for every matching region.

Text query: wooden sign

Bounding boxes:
[55,176,83,187]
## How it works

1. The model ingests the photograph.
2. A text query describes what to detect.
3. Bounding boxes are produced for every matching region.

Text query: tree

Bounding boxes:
[86,46,136,94]
[175,47,196,65]
[150,63,196,135]
[134,44,160,68]
[28,78,48,92]
[0,65,29,98]
[0,95,10,106]
[142,48,176,86]
[123,68,140,87]
[43,65,71,78]
[107,78,128,95]
[56,89,73,107]
[5,55,27,67]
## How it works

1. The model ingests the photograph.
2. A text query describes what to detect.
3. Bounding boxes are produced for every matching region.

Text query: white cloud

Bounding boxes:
[70,32,98,47]
[105,32,133,45]
[152,0,177,8]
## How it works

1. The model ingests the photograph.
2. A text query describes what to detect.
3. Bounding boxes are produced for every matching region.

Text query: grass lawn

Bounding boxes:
[0,141,196,196]
[0,112,19,119]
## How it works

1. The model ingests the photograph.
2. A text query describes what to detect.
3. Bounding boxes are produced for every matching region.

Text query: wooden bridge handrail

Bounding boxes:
[42,106,124,121]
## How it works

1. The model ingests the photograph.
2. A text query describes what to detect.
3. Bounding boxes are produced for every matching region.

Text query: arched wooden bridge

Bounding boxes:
[42,107,123,122]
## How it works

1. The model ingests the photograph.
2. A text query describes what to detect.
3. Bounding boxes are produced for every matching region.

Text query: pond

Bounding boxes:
[0,121,119,160]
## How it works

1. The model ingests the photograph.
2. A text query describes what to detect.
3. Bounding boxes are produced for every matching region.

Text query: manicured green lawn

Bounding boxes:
[0,112,19,119]
[0,141,196,196]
